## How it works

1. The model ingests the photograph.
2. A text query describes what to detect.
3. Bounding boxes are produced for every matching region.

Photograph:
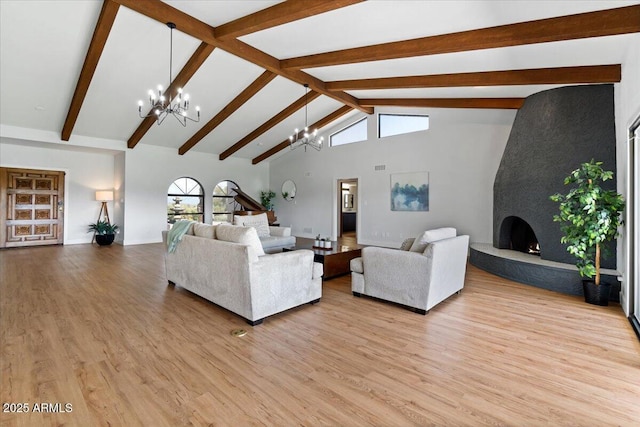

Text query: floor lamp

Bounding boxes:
[93,190,113,243]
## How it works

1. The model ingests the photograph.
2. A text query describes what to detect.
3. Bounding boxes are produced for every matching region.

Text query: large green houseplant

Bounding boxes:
[550,159,625,305]
[260,190,276,211]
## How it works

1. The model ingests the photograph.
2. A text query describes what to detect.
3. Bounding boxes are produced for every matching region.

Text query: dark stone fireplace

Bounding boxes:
[470,84,620,300]
[499,216,540,255]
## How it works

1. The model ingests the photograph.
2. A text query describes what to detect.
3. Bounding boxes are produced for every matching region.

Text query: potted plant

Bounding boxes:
[550,159,625,306]
[322,237,332,249]
[88,220,119,246]
[260,190,276,211]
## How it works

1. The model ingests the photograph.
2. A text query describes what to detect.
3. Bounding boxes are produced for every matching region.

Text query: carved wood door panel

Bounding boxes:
[0,168,65,248]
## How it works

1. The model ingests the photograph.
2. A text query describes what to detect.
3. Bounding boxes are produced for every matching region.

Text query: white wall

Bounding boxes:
[615,34,640,316]
[0,131,270,246]
[270,107,515,247]
[0,138,115,244]
[122,144,268,245]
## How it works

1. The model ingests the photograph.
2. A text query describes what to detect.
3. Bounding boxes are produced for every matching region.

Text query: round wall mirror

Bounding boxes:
[281,180,296,201]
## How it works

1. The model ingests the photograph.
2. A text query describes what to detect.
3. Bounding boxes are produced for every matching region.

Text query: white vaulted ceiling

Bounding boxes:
[1,0,638,163]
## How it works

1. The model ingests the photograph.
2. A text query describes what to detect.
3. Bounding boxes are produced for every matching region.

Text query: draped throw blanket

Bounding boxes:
[167,220,195,253]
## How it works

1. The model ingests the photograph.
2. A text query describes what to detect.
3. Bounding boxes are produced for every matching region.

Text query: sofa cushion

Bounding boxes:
[350,257,363,274]
[193,223,217,239]
[312,262,324,280]
[234,213,270,237]
[409,227,457,253]
[216,224,265,259]
[399,237,415,251]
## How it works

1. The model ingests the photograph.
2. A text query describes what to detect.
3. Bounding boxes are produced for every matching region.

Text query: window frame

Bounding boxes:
[329,116,368,147]
[212,180,239,223]
[167,177,204,224]
[378,113,430,139]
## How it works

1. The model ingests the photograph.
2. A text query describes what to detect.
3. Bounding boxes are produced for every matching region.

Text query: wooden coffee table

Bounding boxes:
[284,237,364,280]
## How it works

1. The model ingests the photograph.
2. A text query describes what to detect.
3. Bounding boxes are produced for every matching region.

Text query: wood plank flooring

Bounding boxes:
[1,243,639,426]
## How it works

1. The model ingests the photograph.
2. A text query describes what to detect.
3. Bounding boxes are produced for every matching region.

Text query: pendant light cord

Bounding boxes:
[304,84,309,127]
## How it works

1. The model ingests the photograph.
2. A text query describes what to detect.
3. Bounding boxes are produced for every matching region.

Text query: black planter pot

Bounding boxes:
[582,280,611,306]
[95,234,115,246]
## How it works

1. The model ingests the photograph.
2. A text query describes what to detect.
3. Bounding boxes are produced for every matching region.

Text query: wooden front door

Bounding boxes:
[0,168,65,248]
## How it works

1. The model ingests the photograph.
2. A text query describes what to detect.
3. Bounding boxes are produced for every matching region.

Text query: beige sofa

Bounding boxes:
[233,212,296,253]
[162,223,322,325]
[350,227,469,314]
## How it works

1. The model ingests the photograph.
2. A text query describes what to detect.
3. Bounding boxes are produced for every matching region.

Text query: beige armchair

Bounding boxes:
[350,228,469,314]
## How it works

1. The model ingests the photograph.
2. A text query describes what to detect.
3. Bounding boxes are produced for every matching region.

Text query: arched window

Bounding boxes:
[167,177,204,224]
[212,180,238,223]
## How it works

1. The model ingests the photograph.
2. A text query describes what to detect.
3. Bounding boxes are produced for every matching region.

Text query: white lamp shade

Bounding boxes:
[95,190,114,201]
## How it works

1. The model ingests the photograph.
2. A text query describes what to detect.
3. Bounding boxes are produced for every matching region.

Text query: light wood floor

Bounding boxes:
[1,243,639,426]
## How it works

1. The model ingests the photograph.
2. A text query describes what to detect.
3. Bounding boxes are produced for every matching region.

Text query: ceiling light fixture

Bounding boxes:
[289,84,323,152]
[138,22,200,127]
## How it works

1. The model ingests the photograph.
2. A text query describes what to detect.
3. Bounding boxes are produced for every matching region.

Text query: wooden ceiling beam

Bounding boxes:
[113,0,371,115]
[326,65,621,91]
[281,5,640,69]
[128,42,216,149]
[359,98,525,109]
[179,71,276,155]
[253,105,355,164]
[61,0,120,141]
[214,0,364,40]
[219,91,322,161]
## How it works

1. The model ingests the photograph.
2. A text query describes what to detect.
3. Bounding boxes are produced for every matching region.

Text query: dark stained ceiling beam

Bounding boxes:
[253,105,354,164]
[326,65,622,91]
[214,0,364,40]
[61,0,120,141]
[179,71,276,155]
[281,5,640,69]
[112,0,372,115]
[128,42,216,149]
[219,91,322,160]
[359,98,525,109]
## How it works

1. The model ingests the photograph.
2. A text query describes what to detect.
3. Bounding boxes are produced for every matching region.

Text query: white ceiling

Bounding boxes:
[1,0,638,163]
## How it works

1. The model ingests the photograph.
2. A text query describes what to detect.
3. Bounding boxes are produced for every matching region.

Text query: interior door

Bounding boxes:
[0,168,65,248]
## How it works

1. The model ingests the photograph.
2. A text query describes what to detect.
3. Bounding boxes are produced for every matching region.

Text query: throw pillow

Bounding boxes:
[233,213,270,237]
[409,227,457,253]
[216,224,266,258]
[193,223,217,239]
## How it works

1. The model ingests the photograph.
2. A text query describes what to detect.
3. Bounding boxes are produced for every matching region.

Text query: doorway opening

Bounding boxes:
[337,178,358,243]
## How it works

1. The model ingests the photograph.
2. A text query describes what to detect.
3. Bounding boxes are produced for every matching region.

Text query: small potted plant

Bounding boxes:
[88,220,119,246]
[260,190,276,211]
[550,159,625,306]
[322,237,332,249]
[314,234,322,248]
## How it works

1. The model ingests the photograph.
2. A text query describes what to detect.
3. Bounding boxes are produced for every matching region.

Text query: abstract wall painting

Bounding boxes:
[390,172,429,211]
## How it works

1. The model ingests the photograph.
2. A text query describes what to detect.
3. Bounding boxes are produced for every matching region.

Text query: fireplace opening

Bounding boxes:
[498,216,540,256]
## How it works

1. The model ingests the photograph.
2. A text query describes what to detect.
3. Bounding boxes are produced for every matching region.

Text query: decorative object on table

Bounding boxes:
[137,22,200,127]
[390,172,429,211]
[260,190,276,211]
[323,238,332,249]
[550,159,625,306]
[313,237,332,249]
[289,84,323,152]
[282,179,296,201]
[88,220,119,246]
